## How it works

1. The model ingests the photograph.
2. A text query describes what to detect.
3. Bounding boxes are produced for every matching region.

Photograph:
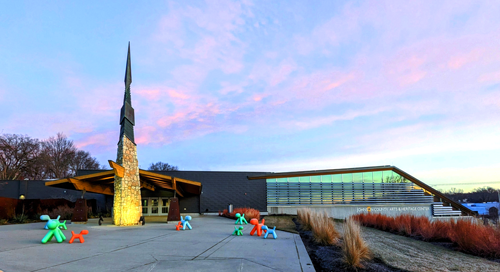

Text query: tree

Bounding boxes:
[0,132,104,180]
[69,150,102,176]
[41,133,77,179]
[148,162,178,171]
[0,134,41,180]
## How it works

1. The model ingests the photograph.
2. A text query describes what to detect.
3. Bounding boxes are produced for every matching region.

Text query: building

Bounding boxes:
[39,44,475,224]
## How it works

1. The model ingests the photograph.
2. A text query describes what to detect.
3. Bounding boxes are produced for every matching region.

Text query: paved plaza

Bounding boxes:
[0,216,314,272]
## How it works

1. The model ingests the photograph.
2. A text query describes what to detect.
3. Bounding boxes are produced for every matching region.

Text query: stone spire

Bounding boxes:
[119,42,135,144]
[113,42,141,226]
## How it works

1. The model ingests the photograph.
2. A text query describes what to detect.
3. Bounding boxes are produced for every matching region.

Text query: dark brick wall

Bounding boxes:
[21,170,270,214]
[155,171,268,213]
[0,180,110,212]
[179,195,200,213]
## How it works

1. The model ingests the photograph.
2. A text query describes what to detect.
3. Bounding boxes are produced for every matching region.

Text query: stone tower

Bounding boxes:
[113,43,142,226]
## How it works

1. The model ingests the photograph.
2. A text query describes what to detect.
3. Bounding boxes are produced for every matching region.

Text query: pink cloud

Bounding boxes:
[448,48,485,69]
[135,126,160,145]
[136,89,161,101]
[75,131,116,149]
[479,70,500,83]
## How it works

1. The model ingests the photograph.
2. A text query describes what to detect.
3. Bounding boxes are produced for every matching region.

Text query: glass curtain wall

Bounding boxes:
[266,170,433,205]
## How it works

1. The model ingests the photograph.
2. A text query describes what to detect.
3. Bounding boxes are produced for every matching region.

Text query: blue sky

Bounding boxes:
[1,1,500,192]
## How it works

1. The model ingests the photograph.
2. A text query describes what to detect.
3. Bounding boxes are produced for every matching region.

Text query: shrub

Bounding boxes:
[415,216,435,241]
[431,220,451,241]
[311,211,340,245]
[43,204,73,220]
[342,218,372,268]
[449,218,500,258]
[222,207,260,221]
[10,214,28,224]
[353,213,500,258]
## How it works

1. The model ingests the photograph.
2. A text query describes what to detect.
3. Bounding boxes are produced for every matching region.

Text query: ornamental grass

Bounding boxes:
[310,211,340,245]
[342,218,372,269]
[352,212,500,259]
[297,208,313,231]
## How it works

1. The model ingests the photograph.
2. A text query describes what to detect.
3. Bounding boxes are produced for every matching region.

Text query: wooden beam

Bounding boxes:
[173,177,184,197]
[140,180,155,191]
[88,176,115,182]
[139,170,173,180]
[71,170,115,180]
[68,178,114,196]
[45,178,72,186]
[108,160,125,178]
[174,177,202,187]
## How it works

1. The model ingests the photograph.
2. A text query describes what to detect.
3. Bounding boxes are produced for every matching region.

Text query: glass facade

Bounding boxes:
[267,170,433,205]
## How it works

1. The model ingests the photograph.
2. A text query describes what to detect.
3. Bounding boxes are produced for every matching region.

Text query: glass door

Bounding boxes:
[151,198,159,215]
[160,198,169,215]
[141,199,149,215]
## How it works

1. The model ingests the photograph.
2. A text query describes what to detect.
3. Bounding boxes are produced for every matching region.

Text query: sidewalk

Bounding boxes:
[0,216,315,272]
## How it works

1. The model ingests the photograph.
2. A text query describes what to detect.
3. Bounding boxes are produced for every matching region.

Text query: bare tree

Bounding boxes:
[0,134,41,180]
[69,150,102,176]
[1,133,104,180]
[148,162,178,171]
[41,133,77,179]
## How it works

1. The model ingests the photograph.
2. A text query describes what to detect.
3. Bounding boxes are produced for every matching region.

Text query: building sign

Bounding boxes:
[356,206,430,213]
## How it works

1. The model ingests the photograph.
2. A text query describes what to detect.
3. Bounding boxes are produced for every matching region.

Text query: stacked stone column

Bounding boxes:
[113,135,141,226]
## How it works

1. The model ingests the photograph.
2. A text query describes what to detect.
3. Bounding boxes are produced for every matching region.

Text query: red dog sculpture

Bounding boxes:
[69,230,89,244]
[175,221,183,231]
[250,218,267,236]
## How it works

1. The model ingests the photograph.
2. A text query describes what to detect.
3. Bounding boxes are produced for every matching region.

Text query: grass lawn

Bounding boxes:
[262,215,298,234]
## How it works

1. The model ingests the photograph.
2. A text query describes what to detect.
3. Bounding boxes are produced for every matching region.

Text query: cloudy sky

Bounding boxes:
[1,1,499,191]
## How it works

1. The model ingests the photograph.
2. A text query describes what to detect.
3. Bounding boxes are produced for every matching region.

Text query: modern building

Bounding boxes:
[38,44,475,224]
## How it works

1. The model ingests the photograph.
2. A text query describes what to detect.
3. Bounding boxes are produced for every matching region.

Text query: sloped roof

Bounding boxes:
[248,165,476,216]
[45,164,201,197]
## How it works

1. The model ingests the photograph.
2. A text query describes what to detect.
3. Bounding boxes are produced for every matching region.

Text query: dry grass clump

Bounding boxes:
[221,207,260,221]
[297,208,314,231]
[342,218,372,268]
[311,211,340,245]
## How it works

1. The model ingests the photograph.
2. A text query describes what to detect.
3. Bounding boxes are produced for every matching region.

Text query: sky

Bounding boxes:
[1,1,500,192]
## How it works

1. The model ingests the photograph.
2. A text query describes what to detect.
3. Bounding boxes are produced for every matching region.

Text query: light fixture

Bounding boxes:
[19,194,25,200]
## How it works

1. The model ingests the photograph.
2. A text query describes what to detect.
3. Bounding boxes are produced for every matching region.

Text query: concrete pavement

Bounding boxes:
[0,215,315,272]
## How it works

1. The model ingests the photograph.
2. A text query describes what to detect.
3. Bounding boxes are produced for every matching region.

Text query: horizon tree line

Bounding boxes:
[0,133,104,180]
[0,133,179,181]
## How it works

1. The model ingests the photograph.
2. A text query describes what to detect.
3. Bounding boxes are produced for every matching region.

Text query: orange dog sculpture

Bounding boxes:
[250,218,267,236]
[175,221,183,231]
[69,230,89,244]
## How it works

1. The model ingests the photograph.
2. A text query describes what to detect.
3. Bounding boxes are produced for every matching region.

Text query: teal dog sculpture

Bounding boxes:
[41,220,67,244]
[235,213,248,225]
[232,226,244,236]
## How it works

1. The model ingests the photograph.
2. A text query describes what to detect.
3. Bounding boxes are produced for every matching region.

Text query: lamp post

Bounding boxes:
[19,194,25,220]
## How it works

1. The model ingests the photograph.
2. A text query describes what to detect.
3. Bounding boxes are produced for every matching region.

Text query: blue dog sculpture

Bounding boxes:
[262,225,277,239]
[41,215,66,230]
[181,215,192,230]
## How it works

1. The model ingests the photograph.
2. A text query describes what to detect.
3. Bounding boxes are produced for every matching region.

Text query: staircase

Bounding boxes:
[432,203,462,216]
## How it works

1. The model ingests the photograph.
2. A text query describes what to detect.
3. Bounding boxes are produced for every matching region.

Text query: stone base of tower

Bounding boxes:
[113,136,142,226]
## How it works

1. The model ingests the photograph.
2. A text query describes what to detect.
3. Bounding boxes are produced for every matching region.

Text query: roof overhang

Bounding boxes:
[45,161,202,197]
[248,165,476,216]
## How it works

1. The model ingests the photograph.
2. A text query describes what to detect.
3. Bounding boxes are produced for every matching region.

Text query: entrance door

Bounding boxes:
[150,198,159,215]
[141,197,169,216]
[141,199,149,215]
[160,198,169,215]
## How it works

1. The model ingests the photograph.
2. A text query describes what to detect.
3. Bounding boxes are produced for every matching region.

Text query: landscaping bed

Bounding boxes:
[265,214,500,271]
[292,218,406,272]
